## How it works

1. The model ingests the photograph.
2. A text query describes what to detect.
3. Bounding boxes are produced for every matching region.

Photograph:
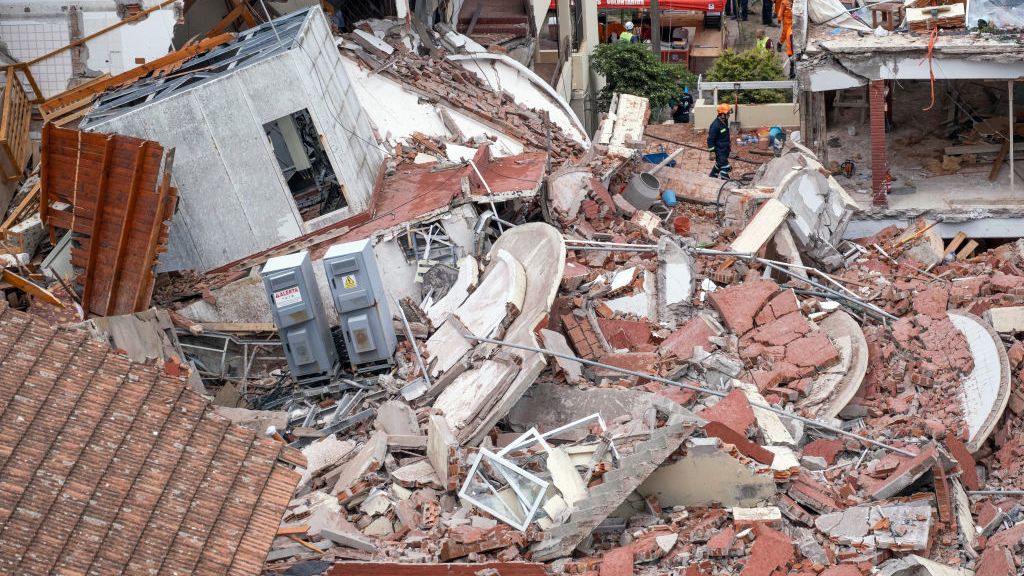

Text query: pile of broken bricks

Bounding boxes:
[258,123,1024,576]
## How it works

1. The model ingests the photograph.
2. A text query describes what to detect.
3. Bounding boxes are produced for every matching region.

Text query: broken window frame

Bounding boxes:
[501,414,620,461]
[459,448,549,531]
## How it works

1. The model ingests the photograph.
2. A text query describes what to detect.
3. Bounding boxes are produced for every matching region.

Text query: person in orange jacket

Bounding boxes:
[707,103,733,180]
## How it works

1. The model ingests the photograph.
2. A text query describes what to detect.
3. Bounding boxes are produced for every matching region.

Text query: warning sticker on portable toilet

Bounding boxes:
[273,286,302,308]
[343,275,358,289]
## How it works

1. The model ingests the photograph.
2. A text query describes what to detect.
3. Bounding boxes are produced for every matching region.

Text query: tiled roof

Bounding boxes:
[0,307,300,576]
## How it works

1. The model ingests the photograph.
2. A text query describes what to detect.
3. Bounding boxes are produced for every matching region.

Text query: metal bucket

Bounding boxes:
[622,172,661,210]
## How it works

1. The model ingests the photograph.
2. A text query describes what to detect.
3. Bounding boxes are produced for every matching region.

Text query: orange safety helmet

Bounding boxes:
[717,103,732,114]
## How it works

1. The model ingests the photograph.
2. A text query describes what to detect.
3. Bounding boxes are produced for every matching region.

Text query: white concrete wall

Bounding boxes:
[806,54,1024,90]
[694,101,800,129]
[87,8,382,273]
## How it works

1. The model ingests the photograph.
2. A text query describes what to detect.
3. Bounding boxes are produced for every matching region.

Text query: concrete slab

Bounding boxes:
[540,328,583,384]
[547,447,588,507]
[427,414,458,489]
[425,318,474,378]
[949,310,1011,452]
[425,255,479,328]
[796,311,868,419]
[735,381,796,446]
[452,249,526,339]
[984,306,1024,334]
[333,431,388,494]
[638,439,777,508]
[435,359,520,432]
[606,270,657,321]
[731,198,791,254]
[657,237,695,327]
[461,223,566,446]
[376,400,420,436]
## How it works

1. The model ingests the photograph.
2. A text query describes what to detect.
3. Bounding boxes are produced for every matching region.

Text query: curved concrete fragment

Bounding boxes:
[435,359,521,431]
[461,223,566,445]
[797,311,868,419]
[949,310,1011,452]
[424,255,479,328]
[453,249,526,339]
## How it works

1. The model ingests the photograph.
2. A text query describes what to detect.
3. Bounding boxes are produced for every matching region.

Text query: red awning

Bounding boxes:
[548,0,720,12]
[599,0,719,10]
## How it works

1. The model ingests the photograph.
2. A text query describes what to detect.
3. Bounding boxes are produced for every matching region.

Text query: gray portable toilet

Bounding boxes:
[261,251,337,383]
[323,239,397,371]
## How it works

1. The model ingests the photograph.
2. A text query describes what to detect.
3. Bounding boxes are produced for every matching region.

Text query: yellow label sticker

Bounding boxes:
[343,275,358,289]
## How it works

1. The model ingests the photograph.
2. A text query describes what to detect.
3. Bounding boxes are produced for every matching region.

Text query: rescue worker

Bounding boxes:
[755,29,773,51]
[619,21,639,43]
[671,86,694,124]
[707,103,733,180]
[762,0,776,25]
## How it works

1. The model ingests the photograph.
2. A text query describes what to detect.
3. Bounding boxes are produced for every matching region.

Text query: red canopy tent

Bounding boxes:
[548,0,721,12]
[598,0,720,11]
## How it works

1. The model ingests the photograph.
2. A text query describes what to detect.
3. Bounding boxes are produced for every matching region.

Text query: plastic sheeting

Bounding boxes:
[968,0,1024,29]
[808,0,870,30]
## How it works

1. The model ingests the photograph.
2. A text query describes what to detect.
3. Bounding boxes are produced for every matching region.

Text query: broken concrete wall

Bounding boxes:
[760,144,857,271]
[84,8,382,273]
[637,438,778,508]
[338,56,527,157]
[449,53,589,146]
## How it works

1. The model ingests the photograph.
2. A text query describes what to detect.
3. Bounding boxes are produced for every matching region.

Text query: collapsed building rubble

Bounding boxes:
[5,4,1024,576]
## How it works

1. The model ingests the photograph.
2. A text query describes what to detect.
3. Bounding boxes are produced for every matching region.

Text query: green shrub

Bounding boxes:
[591,42,697,112]
[705,49,787,104]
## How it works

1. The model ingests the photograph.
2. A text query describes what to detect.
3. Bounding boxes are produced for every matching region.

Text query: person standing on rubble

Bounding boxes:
[619,21,640,43]
[672,86,694,124]
[707,103,733,179]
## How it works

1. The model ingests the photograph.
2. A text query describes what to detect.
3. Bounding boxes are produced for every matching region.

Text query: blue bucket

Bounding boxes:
[642,152,677,168]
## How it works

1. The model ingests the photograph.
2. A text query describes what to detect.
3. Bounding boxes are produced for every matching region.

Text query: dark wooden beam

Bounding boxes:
[82,135,116,313]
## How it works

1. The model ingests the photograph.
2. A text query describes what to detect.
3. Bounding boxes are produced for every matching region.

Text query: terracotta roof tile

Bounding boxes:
[0,307,300,576]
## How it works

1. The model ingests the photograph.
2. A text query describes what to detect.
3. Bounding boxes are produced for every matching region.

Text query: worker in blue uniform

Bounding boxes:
[707,103,733,180]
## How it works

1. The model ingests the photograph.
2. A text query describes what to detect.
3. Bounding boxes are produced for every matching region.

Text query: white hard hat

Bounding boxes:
[624,21,634,30]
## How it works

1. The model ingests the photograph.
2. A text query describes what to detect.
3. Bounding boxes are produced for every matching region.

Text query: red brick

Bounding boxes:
[869,80,888,206]
[986,520,1024,551]
[561,261,591,291]
[598,318,652,349]
[659,315,719,360]
[748,311,810,347]
[707,527,736,557]
[1007,341,1024,369]
[600,352,659,373]
[739,525,794,576]
[708,279,779,336]
[785,333,840,371]
[990,273,1024,293]
[944,435,980,490]
[776,494,816,527]
[974,545,1016,576]
[696,389,757,437]
[754,289,800,327]
[911,286,948,319]
[599,546,634,576]
[801,438,844,465]
[858,446,938,500]
[643,382,697,406]
[704,421,775,465]
[820,566,861,576]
